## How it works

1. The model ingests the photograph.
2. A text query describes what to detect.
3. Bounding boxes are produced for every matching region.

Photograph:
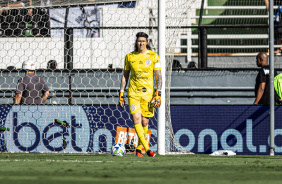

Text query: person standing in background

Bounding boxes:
[14,61,50,105]
[264,0,282,54]
[254,52,280,105]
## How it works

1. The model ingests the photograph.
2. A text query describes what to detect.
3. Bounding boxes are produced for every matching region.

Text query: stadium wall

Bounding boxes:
[0,70,259,105]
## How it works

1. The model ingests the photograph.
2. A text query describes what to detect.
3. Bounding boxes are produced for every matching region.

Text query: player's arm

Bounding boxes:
[254,82,266,105]
[264,0,269,10]
[41,79,49,103]
[1,2,23,14]
[6,2,24,8]
[120,70,130,91]
[119,70,130,108]
[41,91,50,103]
[14,79,24,105]
[151,70,162,108]
[155,70,162,91]
[14,94,22,104]
[29,0,33,15]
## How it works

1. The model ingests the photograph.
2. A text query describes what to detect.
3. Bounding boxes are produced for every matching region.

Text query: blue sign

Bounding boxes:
[0,105,282,155]
[170,106,282,155]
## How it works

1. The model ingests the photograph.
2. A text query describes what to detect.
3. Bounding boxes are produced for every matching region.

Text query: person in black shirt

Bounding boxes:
[254,52,280,105]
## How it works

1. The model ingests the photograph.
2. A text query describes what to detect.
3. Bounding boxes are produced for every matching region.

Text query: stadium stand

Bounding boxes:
[175,0,281,68]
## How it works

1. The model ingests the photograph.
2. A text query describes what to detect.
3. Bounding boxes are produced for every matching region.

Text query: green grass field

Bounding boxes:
[0,153,282,184]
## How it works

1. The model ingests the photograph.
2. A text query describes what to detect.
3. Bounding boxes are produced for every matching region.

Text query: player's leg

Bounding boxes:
[138,96,156,157]
[136,116,149,152]
[140,116,155,157]
[132,113,150,154]
[128,96,150,157]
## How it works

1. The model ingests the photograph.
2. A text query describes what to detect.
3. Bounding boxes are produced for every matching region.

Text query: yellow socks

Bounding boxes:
[134,123,149,152]
[136,125,148,151]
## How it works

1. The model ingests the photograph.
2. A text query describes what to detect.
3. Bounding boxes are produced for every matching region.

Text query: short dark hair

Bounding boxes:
[188,61,197,69]
[47,60,57,69]
[172,60,182,69]
[7,66,16,70]
[134,32,151,52]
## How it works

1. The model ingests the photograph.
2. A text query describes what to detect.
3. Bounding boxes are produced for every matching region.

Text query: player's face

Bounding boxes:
[137,37,148,52]
[256,56,261,67]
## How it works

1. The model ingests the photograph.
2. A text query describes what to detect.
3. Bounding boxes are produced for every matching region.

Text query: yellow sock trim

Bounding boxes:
[136,125,148,150]
[134,123,150,152]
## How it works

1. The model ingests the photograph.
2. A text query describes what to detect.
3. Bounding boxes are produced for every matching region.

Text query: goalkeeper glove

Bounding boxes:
[151,90,161,108]
[119,91,125,109]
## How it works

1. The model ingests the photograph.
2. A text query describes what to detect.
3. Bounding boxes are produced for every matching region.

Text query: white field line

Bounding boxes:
[191,45,280,48]
[0,159,144,163]
[203,6,278,10]
[0,159,108,163]
[190,34,268,39]
[193,15,269,18]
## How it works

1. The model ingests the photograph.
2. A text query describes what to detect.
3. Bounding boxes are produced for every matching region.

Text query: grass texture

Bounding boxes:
[0,153,282,184]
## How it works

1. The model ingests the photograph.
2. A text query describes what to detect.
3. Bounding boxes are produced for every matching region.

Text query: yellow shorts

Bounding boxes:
[128,95,155,117]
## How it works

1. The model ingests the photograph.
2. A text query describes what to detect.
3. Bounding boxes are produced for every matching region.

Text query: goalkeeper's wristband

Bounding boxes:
[119,92,125,109]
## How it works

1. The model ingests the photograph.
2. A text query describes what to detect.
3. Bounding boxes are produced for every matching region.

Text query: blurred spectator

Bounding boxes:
[7,66,16,70]
[47,60,57,69]
[254,52,280,105]
[264,0,269,10]
[172,60,182,70]
[187,61,198,69]
[264,0,282,55]
[41,0,52,7]
[108,64,113,69]
[0,0,32,15]
[0,0,33,37]
[0,0,50,37]
[32,0,51,36]
[14,60,49,105]
[264,0,280,10]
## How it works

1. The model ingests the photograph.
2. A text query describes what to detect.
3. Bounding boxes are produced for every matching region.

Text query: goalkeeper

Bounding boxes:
[119,32,162,157]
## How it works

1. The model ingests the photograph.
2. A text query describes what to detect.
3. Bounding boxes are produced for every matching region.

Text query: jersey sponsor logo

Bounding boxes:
[130,105,136,111]
[145,59,151,66]
[134,71,149,80]
[136,77,148,80]
[142,87,147,93]
[135,71,141,77]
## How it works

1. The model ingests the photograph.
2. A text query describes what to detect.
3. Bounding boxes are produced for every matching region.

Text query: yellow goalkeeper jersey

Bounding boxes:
[124,50,161,97]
